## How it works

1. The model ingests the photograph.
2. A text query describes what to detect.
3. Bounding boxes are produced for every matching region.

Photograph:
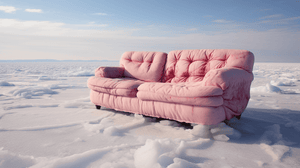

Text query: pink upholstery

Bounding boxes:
[120,51,167,82]
[87,77,144,97]
[95,67,124,78]
[163,49,254,83]
[87,50,254,125]
[137,82,223,106]
[90,91,226,125]
[137,91,223,106]
[202,68,253,119]
[138,82,223,97]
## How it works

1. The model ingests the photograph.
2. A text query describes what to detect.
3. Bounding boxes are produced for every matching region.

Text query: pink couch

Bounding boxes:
[87,49,254,125]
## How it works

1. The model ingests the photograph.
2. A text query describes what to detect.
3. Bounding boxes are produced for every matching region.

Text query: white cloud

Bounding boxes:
[0,6,17,13]
[0,19,64,29]
[282,16,300,21]
[0,19,126,38]
[212,19,232,23]
[259,14,283,20]
[259,15,300,24]
[186,28,197,31]
[25,9,43,13]
[94,13,107,15]
[0,18,299,62]
[83,22,108,27]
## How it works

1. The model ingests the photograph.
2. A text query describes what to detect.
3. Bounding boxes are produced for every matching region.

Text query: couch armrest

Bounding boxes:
[203,68,254,119]
[202,68,254,92]
[95,67,124,78]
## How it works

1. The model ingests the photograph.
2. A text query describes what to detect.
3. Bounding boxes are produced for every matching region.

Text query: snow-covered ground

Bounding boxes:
[0,62,300,168]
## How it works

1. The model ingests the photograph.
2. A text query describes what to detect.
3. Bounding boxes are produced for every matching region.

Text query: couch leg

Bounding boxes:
[236,114,242,120]
[95,105,101,110]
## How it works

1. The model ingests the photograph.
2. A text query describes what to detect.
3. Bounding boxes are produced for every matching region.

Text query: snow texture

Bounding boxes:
[0,62,300,168]
[0,81,14,86]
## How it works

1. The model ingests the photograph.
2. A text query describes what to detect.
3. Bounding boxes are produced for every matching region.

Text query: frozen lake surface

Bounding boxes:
[0,62,300,168]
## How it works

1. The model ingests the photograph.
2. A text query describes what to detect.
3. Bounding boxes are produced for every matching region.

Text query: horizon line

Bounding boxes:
[0,59,299,63]
[0,59,119,62]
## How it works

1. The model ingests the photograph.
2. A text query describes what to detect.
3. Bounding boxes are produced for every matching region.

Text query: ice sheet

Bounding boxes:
[0,62,300,168]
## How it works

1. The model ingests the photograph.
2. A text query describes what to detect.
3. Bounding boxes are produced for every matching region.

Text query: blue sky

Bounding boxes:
[0,0,299,62]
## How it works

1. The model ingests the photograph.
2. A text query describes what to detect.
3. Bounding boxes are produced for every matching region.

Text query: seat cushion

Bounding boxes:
[87,77,144,97]
[137,82,223,106]
[120,51,167,82]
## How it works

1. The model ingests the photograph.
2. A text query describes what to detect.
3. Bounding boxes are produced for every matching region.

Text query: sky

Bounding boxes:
[0,0,299,62]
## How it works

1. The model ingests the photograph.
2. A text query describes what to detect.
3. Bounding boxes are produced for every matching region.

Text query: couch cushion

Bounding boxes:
[137,82,223,106]
[163,49,254,83]
[87,77,144,97]
[120,51,167,82]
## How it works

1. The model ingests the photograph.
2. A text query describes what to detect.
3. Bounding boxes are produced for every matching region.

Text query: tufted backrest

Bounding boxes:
[163,49,254,83]
[120,51,168,82]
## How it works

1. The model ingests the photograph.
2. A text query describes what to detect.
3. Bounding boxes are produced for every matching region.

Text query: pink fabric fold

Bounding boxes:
[137,91,223,106]
[202,67,254,119]
[95,67,124,78]
[90,91,226,125]
[138,82,223,97]
[163,49,254,83]
[120,51,167,82]
[137,82,223,106]
[87,77,144,97]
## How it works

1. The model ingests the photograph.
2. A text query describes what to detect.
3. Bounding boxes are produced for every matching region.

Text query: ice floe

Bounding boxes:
[0,148,35,168]
[251,83,298,94]
[8,86,58,99]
